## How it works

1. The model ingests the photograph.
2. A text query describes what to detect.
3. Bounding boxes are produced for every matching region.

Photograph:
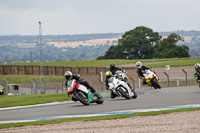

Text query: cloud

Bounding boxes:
[0,0,200,35]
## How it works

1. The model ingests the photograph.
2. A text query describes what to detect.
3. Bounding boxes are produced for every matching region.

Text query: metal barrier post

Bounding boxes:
[130,77,135,90]
[3,78,8,95]
[98,79,103,92]
[28,78,35,95]
[41,79,46,94]
[164,72,169,87]
[182,69,188,86]
[98,72,104,92]
[54,79,59,93]
[32,78,37,95]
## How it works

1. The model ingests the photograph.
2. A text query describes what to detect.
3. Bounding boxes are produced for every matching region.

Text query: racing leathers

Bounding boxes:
[194,70,200,83]
[137,65,152,85]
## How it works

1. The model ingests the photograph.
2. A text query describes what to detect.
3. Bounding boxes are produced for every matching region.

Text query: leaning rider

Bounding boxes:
[64,71,96,93]
[104,71,118,99]
[109,63,124,75]
[194,63,200,83]
[109,63,133,90]
[136,61,152,85]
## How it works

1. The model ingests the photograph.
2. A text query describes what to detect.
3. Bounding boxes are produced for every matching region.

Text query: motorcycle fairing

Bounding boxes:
[143,70,158,86]
[109,76,134,97]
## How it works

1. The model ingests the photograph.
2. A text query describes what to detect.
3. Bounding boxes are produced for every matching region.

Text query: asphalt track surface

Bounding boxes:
[0,86,200,122]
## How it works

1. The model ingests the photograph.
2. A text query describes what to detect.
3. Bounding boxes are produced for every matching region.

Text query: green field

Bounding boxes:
[3,58,199,67]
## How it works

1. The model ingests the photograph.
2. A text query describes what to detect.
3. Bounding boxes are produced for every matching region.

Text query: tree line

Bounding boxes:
[97,26,190,60]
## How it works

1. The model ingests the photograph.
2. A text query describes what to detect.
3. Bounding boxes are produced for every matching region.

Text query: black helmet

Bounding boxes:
[110,63,115,69]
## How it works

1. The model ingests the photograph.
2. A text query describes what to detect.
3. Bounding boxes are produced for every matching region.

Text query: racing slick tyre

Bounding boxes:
[74,90,90,105]
[151,78,161,89]
[94,92,104,104]
[132,90,137,99]
[118,87,131,99]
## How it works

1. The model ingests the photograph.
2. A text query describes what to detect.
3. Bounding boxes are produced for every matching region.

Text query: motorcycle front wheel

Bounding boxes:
[94,92,104,104]
[118,87,131,99]
[151,78,161,89]
[74,90,90,105]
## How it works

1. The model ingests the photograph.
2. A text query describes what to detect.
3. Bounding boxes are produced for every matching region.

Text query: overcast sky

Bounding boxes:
[0,0,199,35]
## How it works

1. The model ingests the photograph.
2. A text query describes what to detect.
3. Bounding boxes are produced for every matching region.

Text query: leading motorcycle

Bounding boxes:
[143,69,161,89]
[67,79,104,105]
[108,70,137,99]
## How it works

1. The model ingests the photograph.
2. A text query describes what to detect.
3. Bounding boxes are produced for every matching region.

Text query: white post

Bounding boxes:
[139,78,141,89]
[100,72,103,82]
[177,80,179,87]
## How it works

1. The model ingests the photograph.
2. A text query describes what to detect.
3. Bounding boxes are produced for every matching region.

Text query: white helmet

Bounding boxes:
[136,61,142,68]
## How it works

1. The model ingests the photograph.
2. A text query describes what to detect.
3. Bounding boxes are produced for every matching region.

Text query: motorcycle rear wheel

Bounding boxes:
[132,90,137,99]
[75,90,90,105]
[118,87,131,99]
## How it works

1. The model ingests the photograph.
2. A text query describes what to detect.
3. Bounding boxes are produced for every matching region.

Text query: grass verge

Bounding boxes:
[0,108,200,129]
[0,94,70,108]
[0,75,65,84]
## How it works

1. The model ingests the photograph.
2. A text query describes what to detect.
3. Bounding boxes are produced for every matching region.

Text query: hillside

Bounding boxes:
[0,31,199,64]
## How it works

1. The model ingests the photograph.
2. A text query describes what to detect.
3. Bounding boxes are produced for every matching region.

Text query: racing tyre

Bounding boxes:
[152,78,161,89]
[132,90,137,99]
[118,87,131,99]
[75,90,90,105]
[94,92,104,104]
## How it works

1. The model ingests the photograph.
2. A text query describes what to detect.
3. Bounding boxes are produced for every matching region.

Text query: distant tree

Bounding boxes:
[97,26,161,59]
[154,33,190,58]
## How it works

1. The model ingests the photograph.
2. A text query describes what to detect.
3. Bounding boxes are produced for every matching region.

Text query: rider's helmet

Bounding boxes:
[110,63,115,69]
[195,63,200,72]
[64,71,72,80]
[105,71,112,79]
[136,61,142,69]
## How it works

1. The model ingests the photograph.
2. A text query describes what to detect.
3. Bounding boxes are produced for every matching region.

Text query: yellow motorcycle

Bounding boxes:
[143,69,161,89]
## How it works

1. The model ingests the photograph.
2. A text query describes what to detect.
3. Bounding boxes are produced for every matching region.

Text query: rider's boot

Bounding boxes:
[142,79,147,85]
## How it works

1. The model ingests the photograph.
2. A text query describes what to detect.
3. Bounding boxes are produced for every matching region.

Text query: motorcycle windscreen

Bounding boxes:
[67,80,77,93]
[143,72,153,79]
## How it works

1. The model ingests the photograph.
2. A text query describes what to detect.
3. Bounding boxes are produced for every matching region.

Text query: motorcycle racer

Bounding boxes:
[104,71,118,98]
[194,63,200,83]
[136,61,152,85]
[109,63,124,75]
[64,71,96,93]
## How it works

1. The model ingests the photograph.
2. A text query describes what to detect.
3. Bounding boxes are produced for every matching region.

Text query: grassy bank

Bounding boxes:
[3,58,198,67]
[147,58,200,68]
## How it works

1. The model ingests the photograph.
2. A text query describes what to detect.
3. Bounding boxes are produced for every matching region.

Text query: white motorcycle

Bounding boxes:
[108,70,137,99]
